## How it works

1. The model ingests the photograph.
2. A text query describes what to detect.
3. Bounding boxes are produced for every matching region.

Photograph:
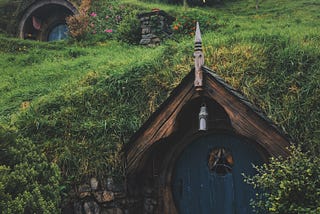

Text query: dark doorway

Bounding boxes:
[18,0,76,41]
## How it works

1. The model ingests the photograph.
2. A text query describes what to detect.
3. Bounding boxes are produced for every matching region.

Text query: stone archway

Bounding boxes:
[18,0,77,41]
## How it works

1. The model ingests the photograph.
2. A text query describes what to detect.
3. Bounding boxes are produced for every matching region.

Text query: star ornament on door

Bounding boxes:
[208,148,234,176]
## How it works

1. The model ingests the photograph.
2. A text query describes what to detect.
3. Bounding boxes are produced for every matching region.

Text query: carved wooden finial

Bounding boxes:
[194,22,204,89]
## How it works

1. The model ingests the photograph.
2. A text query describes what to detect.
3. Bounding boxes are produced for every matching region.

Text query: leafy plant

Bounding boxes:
[0,125,61,213]
[245,146,320,214]
[86,1,133,39]
[66,0,91,40]
[116,10,141,44]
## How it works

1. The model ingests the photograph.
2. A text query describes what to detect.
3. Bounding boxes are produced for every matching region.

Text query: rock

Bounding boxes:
[141,22,149,27]
[83,201,100,214]
[101,208,123,214]
[142,28,151,34]
[62,202,75,214]
[138,9,175,46]
[159,21,164,28]
[102,191,114,202]
[143,34,157,39]
[94,191,114,203]
[143,198,157,214]
[79,184,91,193]
[106,177,115,191]
[144,187,153,196]
[151,38,161,43]
[73,201,83,214]
[83,202,91,214]
[140,39,150,45]
[90,177,99,191]
[140,17,149,21]
[79,191,91,199]
[96,191,114,203]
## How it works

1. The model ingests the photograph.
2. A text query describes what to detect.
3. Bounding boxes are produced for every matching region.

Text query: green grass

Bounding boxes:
[0,0,319,201]
[0,37,165,121]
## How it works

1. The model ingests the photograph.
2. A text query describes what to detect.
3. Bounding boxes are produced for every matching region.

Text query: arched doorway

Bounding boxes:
[172,134,264,214]
[18,0,77,41]
[48,23,69,41]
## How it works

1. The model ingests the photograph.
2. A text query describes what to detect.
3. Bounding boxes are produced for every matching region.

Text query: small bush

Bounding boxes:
[116,11,141,44]
[0,125,61,213]
[86,2,130,39]
[66,14,90,40]
[66,0,91,40]
[67,1,143,42]
[245,146,320,214]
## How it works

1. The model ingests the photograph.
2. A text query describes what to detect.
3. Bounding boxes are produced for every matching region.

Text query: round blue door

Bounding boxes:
[172,134,263,214]
[48,24,68,41]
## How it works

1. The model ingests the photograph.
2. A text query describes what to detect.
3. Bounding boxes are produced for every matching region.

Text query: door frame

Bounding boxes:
[158,130,269,214]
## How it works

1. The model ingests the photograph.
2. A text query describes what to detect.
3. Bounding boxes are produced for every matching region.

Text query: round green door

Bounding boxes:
[172,134,263,214]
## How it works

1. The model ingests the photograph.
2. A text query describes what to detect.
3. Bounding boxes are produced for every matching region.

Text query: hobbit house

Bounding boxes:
[123,23,291,213]
[18,0,77,41]
[33,21,294,213]
[70,22,292,214]
[0,0,78,41]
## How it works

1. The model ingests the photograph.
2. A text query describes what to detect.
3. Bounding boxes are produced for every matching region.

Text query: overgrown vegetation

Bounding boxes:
[245,146,320,214]
[67,0,142,42]
[0,0,319,212]
[138,0,231,7]
[66,0,91,40]
[0,125,61,213]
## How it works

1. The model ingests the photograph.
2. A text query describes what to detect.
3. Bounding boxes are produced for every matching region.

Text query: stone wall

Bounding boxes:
[65,176,159,214]
[138,10,175,46]
[65,177,127,214]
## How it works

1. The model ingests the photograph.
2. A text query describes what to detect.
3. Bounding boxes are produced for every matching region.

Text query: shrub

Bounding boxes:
[67,1,142,42]
[66,0,91,40]
[0,125,61,213]
[116,11,141,44]
[245,146,320,214]
[86,1,130,39]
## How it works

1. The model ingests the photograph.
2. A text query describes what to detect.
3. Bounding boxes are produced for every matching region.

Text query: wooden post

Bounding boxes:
[194,22,204,90]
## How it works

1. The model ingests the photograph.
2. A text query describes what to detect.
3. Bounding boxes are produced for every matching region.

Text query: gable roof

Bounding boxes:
[124,66,291,175]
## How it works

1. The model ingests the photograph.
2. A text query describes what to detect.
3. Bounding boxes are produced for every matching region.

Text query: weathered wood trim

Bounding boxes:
[205,72,291,157]
[126,81,197,175]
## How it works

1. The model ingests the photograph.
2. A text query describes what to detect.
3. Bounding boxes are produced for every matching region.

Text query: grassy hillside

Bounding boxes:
[0,38,167,121]
[0,0,319,210]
